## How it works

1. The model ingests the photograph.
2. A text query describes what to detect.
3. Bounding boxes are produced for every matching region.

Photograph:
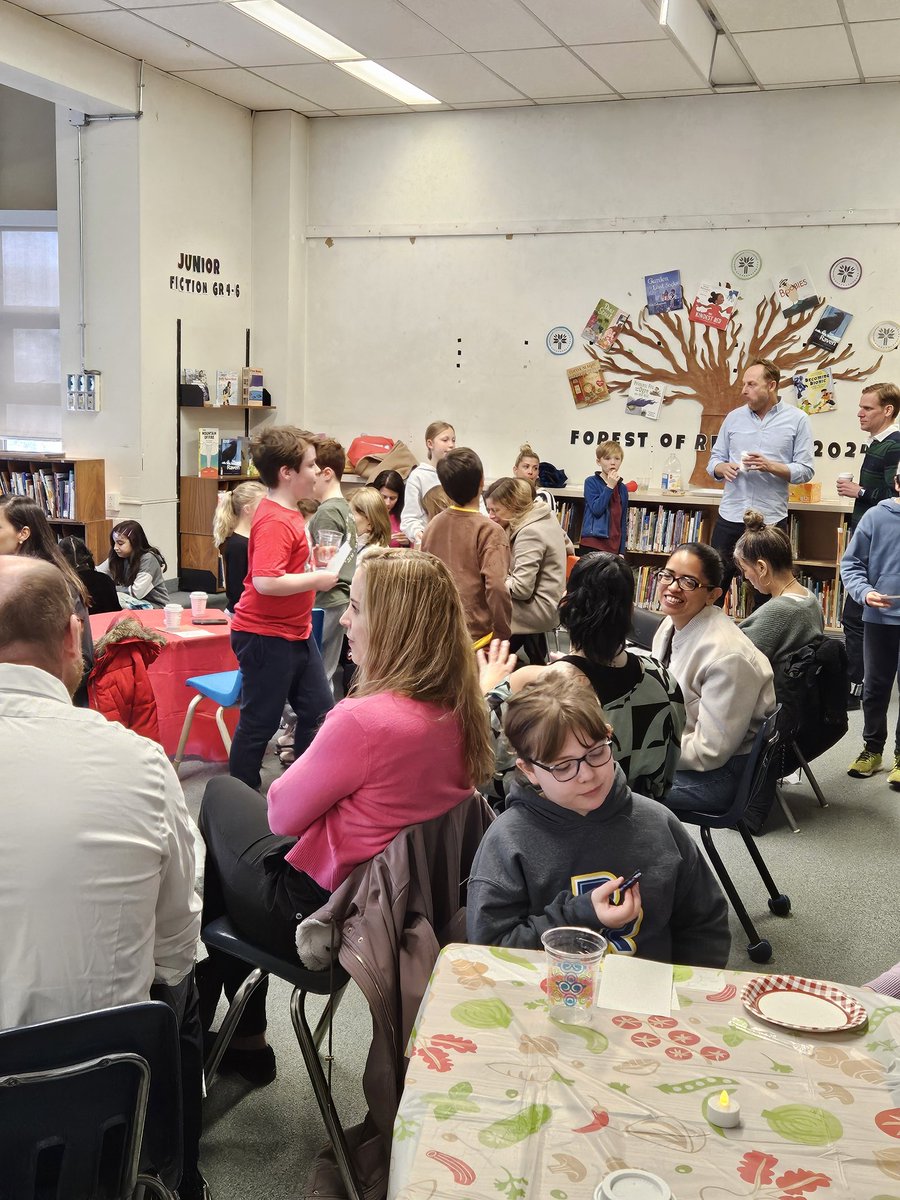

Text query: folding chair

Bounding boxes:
[675,708,791,964]
[0,1001,182,1199]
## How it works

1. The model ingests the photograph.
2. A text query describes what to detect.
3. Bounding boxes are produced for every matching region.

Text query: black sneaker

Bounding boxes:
[218,1043,277,1086]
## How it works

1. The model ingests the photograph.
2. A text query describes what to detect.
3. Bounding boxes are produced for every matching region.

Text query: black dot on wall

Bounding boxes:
[524,340,529,346]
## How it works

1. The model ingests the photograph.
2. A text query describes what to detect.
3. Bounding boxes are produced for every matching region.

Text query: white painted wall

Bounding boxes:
[58,66,253,567]
[0,84,55,209]
[305,86,900,492]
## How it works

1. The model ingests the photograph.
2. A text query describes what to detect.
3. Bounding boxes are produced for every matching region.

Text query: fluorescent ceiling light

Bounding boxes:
[231,1,363,61]
[337,60,440,105]
[659,0,715,84]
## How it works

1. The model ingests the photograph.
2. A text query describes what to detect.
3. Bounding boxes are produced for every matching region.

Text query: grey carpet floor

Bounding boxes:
[179,695,900,1199]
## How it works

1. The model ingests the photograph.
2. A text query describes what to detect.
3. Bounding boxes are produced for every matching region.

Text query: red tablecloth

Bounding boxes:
[88,610,238,761]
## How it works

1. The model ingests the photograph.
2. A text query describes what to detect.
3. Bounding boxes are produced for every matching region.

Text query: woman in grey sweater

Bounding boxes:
[734,508,824,662]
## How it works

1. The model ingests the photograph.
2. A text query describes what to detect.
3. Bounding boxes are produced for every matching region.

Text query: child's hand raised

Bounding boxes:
[477,639,518,694]
[591,876,642,930]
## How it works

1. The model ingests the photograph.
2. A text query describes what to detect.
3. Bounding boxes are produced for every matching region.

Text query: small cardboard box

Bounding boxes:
[788,482,822,504]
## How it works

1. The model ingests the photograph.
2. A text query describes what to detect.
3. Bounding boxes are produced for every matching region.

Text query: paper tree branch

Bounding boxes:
[591,295,883,486]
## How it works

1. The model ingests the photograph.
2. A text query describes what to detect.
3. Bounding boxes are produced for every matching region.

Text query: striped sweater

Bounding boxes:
[852,429,900,529]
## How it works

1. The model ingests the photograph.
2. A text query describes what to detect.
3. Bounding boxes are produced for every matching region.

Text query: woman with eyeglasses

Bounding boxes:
[466,672,731,965]
[651,542,775,815]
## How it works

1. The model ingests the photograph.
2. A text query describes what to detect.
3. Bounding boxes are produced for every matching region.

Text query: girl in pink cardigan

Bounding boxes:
[197,548,494,1085]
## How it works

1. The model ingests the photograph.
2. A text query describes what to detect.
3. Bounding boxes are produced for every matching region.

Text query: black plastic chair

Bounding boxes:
[674,707,791,964]
[0,1001,182,1200]
[201,915,361,1200]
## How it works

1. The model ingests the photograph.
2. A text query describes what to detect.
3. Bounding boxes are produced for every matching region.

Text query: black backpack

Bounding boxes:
[773,635,848,772]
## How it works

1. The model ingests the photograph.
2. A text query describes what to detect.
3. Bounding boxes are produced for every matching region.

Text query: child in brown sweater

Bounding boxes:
[421,448,511,643]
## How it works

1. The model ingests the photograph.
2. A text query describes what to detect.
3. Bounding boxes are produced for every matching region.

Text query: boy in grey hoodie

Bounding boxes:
[841,473,900,786]
[467,672,730,967]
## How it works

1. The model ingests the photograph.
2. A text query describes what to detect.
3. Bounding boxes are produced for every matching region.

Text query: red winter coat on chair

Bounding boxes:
[87,616,167,742]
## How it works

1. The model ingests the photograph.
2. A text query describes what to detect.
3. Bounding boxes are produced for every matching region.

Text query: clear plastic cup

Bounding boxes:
[190,591,207,617]
[541,926,607,1024]
[163,603,183,629]
[314,529,342,567]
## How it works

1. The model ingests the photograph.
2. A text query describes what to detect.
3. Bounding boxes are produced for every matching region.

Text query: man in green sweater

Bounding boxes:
[838,383,900,708]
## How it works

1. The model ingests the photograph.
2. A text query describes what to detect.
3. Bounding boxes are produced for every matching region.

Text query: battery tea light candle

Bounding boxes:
[708,1090,741,1128]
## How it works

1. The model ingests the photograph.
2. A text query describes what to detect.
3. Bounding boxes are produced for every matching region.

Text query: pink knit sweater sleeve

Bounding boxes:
[267,704,368,837]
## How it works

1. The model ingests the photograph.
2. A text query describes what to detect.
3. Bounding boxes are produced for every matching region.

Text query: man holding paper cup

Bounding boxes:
[838,383,900,710]
[840,468,900,789]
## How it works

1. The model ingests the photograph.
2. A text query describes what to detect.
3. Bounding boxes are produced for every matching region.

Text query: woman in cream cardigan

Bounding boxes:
[485,476,568,664]
[651,542,775,815]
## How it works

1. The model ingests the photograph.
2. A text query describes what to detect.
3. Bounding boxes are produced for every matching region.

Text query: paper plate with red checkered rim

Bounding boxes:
[741,975,868,1033]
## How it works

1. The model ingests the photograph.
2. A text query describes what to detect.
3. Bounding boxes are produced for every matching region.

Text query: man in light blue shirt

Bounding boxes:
[707,357,814,606]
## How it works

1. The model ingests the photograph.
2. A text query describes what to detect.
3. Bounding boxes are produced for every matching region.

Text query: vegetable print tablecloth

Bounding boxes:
[388,944,900,1200]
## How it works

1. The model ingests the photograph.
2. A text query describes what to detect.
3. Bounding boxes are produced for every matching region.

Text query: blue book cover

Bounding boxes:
[645,269,684,315]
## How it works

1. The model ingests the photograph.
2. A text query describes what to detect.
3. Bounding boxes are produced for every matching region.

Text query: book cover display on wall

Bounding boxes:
[566,360,609,409]
[774,264,818,318]
[219,437,246,475]
[582,298,630,350]
[644,270,683,314]
[793,368,836,416]
[688,281,738,330]
[807,305,853,353]
[626,380,667,420]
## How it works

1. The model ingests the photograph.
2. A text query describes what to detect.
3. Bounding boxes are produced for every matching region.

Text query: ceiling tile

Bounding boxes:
[850,19,900,77]
[255,62,405,108]
[844,0,900,16]
[134,4,319,67]
[113,0,219,8]
[376,53,524,102]
[276,0,458,57]
[473,47,612,97]
[450,98,535,108]
[531,93,619,103]
[735,25,858,84]
[51,9,232,69]
[710,0,842,33]
[522,0,667,45]
[577,40,707,91]
[10,0,115,12]
[173,67,327,109]
[398,0,557,52]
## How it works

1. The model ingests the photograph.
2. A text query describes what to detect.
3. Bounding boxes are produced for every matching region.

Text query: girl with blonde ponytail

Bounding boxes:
[213,481,266,612]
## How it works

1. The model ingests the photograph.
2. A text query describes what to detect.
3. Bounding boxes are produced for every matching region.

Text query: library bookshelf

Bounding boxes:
[548,485,854,631]
[0,454,112,563]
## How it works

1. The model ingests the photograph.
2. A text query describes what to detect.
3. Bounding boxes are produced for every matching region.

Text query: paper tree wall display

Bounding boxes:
[587,294,882,486]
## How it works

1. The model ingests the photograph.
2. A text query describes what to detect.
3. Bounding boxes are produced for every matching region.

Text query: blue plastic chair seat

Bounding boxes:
[184,670,242,708]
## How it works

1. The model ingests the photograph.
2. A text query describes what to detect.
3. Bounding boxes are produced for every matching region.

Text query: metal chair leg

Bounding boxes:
[173,693,204,775]
[290,988,364,1200]
[792,740,828,808]
[699,826,764,952]
[775,784,801,834]
[203,967,268,1085]
[213,704,233,756]
[311,982,349,1051]
[736,820,787,903]
[135,1175,178,1199]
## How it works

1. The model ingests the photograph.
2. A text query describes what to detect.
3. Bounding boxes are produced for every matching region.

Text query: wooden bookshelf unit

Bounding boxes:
[0,453,112,563]
[549,485,853,631]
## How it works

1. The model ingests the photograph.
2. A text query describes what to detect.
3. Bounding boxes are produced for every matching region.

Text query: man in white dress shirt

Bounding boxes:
[0,555,207,1199]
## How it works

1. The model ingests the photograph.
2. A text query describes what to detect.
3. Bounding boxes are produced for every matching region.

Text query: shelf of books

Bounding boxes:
[547,485,853,632]
[0,454,112,563]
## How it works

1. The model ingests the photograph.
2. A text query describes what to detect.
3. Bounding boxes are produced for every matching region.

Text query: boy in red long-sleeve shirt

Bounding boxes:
[229,426,338,789]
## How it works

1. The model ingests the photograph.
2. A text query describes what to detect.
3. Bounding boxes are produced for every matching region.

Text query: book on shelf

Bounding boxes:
[215,370,239,407]
[199,428,219,478]
[182,368,210,404]
[219,437,246,476]
[0,465,76,520]
[241,367,264,406]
